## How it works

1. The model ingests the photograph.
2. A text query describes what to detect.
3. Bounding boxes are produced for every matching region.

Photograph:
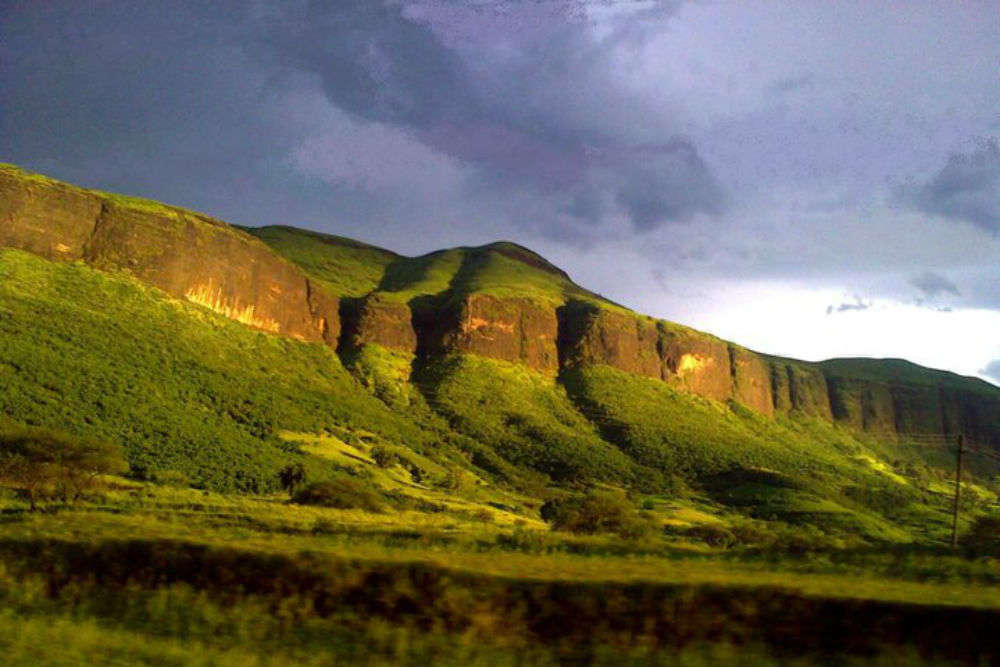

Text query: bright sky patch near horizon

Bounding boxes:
[2,1,998,383]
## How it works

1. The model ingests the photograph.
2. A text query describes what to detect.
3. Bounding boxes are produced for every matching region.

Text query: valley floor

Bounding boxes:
[2,482,999,667]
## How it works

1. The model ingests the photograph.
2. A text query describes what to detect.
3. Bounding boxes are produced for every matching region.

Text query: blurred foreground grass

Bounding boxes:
[0,482,999,666]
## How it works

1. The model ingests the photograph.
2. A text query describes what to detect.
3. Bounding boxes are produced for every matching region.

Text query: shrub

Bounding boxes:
[310,519,340,535]
[292,477,384,512]
[435,467,464,491]
[369,445,399,469]
[150,470,190,488]
[541,490,650,538]
[681,524,737,549]
[471,508,494,523]
[961,514,1000,557]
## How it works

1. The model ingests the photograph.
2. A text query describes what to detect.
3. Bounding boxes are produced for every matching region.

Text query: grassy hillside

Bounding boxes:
[559,364,980,544]
[253,226,624,310]
[0,248,446,492]
[822,357,998,395]
[246,225,399,297]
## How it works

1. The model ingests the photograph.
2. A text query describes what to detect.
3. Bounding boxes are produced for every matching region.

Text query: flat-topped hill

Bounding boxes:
[1,163,998,511]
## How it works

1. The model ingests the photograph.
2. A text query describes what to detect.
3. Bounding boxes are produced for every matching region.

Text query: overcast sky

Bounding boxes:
[3,0,999,382]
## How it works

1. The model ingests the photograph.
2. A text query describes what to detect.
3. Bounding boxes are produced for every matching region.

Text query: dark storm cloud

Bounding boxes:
[258,0,727,233]
[0,1,329,226]
[260,1,478,128]
[902,139,1000,233]
[910,271,960,298]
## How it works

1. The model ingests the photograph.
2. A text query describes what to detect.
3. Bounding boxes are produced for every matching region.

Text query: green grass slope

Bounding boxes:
[246,225,399,297]
[821,357,998,395]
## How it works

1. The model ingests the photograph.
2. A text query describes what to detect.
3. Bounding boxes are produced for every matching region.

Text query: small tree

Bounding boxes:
[541,489,654,539]
[961,514,1000,557]
[278,463,307,495]
[0,426,127,510]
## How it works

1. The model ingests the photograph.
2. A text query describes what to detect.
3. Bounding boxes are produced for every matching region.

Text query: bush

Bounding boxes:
[311,519,340,535]
[150,470,190,488]
[0,425,127,509]
[681,524,737,549]
[961,514,1000,557]
[369,445,399,469]
[541,490,652,539]
[292,477,384,512]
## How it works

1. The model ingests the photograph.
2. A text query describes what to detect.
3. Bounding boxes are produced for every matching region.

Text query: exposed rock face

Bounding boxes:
[0,169,338,343]
[340,295,417,353]
[0,170,102,261]
[826,376,896,435]
[658,326,733,402]
[729,346,774,416]
[558,303,661,379]
[559,302,735,402]
[435,294,560,372]
[769,360,833,420]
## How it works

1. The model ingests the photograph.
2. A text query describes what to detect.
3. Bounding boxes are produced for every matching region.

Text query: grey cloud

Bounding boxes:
[982,360,1000,383]
[910,271,960,298]
[768,75,813,95]
[902,138,1000,233]
[259,0,726,233]
[826,296,871,315]
[614,141,727,229]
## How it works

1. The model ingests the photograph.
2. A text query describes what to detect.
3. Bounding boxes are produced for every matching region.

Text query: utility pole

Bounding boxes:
[950,434,965,549]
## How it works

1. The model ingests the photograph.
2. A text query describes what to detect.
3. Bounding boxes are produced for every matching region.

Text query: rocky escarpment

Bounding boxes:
[821,360,1000,443]
[555,301,999,443]
[0,166,338,344]
[3,164,998,447]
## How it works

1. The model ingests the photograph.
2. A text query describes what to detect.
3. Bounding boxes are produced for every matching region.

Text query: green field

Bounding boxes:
[2,480,1000,667]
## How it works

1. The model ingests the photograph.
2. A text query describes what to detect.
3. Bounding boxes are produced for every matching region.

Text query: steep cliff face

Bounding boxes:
[825,376,896,435]
[340,295,417,353]
[820,359,1000,443]
[0,166,338,344]
[428,294,560,373]
[558,303,662,379]
[768,359,833,420]
[0,168,102,261]
[559,303,736,403]
[658,325,734,402]
[729,346,774,416]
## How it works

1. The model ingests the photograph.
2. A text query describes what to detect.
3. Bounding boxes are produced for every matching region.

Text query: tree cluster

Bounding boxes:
[0,425,127,509]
